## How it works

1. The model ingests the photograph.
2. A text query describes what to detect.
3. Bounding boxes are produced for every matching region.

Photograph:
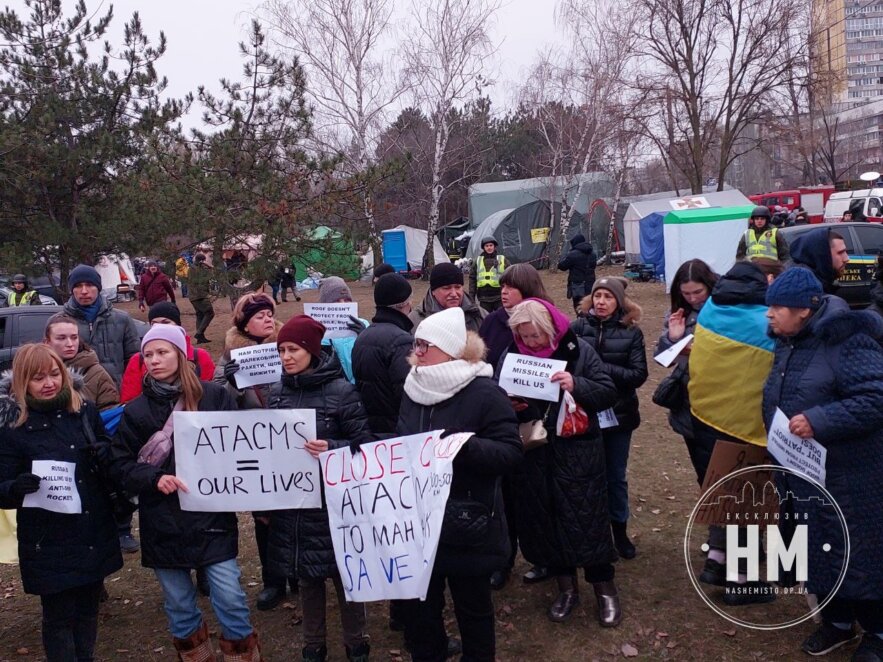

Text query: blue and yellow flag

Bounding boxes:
[688,299,774,446]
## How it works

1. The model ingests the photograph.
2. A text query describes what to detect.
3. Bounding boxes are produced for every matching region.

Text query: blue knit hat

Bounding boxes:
[765,267,823,310]
[68,264,102,291]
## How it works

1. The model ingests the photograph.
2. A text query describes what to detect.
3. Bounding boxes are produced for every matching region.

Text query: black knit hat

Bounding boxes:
[374,273,412,307]
[373,262,395,279]
[429,262,463,291]
[68,264,102,291]
[148,301,182,326]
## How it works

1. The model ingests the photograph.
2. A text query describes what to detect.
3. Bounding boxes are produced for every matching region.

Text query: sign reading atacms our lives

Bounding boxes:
[173,410,320,512]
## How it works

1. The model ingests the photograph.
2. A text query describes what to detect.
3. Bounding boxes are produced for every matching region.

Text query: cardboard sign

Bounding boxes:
[767,408,827,486]
[694,440,774,526]
[498,353,568,403]
[654,334,694,368]
[322,431,472,602]
[173,409,321,512]
[23,461,81,515]
[230,343,282,388]
[304,303,358,340]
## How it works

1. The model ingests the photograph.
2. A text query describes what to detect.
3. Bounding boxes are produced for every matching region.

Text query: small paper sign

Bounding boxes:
[654,333,694,368]
[767,408,827,486]
[304,302,359,340]
[230,343,283,389]
[598,408,619,429]
[23,460,81,514]
[498,353,568,403]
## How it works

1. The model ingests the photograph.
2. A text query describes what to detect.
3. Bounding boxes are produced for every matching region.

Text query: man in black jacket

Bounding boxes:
[352,273,414,434]
[557,233,597,314]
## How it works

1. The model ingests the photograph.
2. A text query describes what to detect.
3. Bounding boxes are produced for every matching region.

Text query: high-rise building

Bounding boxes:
[844,0,883,102]
[814,0,848,102]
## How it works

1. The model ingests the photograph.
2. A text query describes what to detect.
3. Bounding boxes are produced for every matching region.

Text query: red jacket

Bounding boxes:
[120,335,216,403]
[138,270,176,306]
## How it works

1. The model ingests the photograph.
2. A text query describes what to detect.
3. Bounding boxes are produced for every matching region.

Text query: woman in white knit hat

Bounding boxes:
[396,307,522,662]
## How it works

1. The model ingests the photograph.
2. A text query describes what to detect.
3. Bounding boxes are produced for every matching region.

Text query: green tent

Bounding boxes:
[290,226,360,281]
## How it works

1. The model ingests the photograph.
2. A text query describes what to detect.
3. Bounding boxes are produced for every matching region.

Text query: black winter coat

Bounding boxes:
[0,373,123,595]
[109,381,240,570]
[497,330,619,568]
[352,307,414,433]
[397,375,522,576]
[266,352,372,580]
[63,296,141,387]
[570,311,648,431]
[763,304,883,600]
[557,240,597,299]
[479,307,513,370]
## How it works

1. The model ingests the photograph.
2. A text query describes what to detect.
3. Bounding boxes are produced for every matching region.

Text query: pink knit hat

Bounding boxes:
[141,324,187,355]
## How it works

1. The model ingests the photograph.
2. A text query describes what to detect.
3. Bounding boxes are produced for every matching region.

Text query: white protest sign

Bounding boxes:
[767,408,827,486]
[230,343,282,389]
[321,430,473,602]
[598,408,619,429]
[174,409,321,512]
[498,353,568,403]
[23,461,81,514]
[654,333,694,368]
[303,303,359,340]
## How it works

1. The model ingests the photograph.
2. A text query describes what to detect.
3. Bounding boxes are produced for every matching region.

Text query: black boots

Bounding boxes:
[592,581,622,627]
[611,521,636,560]
[490,568,510,590]
[548,575,580,622]
[346,642,370,662]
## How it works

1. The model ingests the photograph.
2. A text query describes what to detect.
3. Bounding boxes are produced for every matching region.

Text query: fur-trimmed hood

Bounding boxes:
[816,309,883,344]
[223,320,284,355]
[0,367,86,428]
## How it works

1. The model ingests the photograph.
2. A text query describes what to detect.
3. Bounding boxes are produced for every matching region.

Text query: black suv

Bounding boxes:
[779,223,883,308]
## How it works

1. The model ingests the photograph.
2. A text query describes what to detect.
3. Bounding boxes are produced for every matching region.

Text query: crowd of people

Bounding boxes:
[0,224,881,661]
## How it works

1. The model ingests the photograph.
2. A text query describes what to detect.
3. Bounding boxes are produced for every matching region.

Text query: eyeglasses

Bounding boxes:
[413,339,436,354]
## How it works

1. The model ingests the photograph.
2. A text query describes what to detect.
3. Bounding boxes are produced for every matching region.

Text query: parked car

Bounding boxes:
[0,273,63,304]
[780,222,883,308]
[0,286,58,307]
[822,188,883,223]
[0,305,149,371]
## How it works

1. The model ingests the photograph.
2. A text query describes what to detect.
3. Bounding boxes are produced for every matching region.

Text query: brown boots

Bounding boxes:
[173,623,261,662]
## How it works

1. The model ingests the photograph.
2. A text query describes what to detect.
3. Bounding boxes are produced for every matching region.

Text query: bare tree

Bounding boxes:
[264,0,407,261]
[401,0,499,270]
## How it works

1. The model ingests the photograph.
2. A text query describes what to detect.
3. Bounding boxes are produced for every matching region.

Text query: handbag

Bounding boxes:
[441,495,492,548]
[80,409,138,519]
[137,399,183,467]
[518,419,548,451]
[652,363,689,410]
[556,391,590,438]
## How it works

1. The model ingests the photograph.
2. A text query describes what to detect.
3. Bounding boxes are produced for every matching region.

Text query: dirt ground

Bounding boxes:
[0,267,851,661]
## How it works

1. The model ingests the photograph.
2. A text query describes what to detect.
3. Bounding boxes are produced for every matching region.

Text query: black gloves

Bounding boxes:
[10,473,41,497]
[346,315,367,335]
[349,439,362,456]
[223,360,241,386]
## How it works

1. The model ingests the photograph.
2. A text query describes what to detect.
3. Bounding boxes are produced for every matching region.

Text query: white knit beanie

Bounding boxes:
[415,307,467,358]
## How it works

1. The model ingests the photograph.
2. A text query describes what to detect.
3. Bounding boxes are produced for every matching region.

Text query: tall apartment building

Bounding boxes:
[843,1,883,102]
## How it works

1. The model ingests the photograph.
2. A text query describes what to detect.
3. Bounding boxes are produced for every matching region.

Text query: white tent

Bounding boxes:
[360,225,450,272]
[94,254,137,300]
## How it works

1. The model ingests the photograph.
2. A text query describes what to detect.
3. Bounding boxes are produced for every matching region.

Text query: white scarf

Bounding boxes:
[404,359,493,406]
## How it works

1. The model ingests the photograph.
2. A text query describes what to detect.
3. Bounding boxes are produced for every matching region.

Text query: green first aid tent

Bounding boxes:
[290,226,360,280]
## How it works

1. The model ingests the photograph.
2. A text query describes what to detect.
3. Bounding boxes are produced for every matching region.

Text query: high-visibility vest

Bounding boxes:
[744,228,778,260]
[476,255,506,288]
[8,290,37,306]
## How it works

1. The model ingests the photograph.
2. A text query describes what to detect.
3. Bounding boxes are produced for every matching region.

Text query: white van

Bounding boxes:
[823,188,883,223]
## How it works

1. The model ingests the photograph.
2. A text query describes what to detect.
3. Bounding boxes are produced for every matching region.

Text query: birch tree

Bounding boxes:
[401,0,499,270]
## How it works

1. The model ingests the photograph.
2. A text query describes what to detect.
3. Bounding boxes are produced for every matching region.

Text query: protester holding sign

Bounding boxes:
[109,325,261,661]
[315,276,369,383]
[264,314,372,662]
[762,268,883,659]
[397,306,522,662]
[501,299,621,627]
[0,344,123,662]
[571,277,648,561]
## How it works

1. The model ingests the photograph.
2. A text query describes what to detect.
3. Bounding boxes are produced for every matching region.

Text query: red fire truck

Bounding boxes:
[748,186,835,224]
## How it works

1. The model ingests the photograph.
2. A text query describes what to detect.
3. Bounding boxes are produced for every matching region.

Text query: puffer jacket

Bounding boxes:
[109,381,240,569]
[763,304,883,600]
[557,238,597,299]
[410,289,487,334]
[655,308,700,438]
[0,370,123,595]
[870,281,883,318]
[265,352,372,580]
[63,296,141,387]
[397,375,522,576]
[497,330,619,568]
[352,307,414,433]
[213,322,283,410]
[66,348,120,411]
[570,310,648,431]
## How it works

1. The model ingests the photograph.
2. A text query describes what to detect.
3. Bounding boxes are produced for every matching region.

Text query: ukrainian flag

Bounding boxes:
[688,299,774,446]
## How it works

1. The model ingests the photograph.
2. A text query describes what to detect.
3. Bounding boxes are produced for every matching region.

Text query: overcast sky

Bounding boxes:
[3,0,559,127]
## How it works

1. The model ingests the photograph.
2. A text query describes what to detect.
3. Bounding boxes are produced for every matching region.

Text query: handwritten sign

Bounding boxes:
[230,343,282,388]
[321,431,472,602]
[304,303,358,340]
[654,333,694,368]
[23,461,81,514]
[767,408,827,486]
[694,440,774,526]
[498,353,567,402]
[173,409,321,512]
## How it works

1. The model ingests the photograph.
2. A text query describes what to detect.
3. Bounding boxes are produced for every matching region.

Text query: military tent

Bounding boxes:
[291,226,360,280]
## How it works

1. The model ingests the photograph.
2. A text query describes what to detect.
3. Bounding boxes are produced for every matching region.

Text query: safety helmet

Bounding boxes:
[12,273,27,284]
[750,206,771,220]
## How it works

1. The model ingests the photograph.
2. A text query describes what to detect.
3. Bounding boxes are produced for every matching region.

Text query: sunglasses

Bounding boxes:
[413,339,436,354]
